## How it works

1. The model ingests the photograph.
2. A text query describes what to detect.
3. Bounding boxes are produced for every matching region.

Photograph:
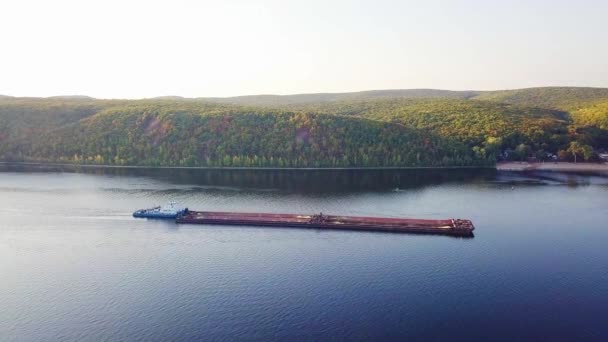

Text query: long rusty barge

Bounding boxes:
[176,211,475,237]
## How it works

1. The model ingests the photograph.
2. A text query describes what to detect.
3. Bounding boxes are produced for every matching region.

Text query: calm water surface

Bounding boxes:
[1,165,607,341]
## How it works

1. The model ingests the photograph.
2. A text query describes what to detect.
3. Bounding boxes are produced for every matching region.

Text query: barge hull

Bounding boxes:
[176,211,475,237]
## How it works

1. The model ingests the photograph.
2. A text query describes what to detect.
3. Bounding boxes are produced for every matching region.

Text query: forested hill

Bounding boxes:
[472,87,608,131]
[1,86,607,168]
[0,100,479,167]
[472,87,608,111]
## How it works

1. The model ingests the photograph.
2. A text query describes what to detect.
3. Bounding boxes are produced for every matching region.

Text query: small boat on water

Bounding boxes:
[133,201,187,219]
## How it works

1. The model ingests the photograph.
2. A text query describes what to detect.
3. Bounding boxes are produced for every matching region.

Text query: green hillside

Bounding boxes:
[570,100,608,129]
[300,99,566,141]
[472,87,608,111]
[2,101,480,167]
[472,87,608,150]
[1,86,607,168]
[0,97,121,142]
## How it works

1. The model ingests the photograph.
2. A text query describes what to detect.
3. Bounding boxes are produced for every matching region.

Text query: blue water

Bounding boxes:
[1,165,607,341]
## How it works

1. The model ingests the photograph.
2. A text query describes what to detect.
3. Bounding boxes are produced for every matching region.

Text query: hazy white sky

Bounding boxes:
[1,0,607,98]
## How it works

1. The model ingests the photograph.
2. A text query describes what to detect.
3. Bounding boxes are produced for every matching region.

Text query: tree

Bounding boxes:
[581,144,594,161]
[567,141,582,163]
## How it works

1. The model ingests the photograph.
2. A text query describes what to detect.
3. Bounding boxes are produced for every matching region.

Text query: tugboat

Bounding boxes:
[133,201,187,219]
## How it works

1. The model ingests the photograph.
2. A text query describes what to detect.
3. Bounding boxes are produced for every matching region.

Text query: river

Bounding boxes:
[1,164,607,341]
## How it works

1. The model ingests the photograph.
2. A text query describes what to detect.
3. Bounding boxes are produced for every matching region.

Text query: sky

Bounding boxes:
[1,0,607,98]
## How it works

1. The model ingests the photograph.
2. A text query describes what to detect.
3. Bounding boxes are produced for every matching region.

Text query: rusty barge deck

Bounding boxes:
[176,211,475,237]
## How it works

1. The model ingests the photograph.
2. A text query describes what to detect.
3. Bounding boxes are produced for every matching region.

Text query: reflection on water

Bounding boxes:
[1,163,502,192]
[3,163,607,193]
[0,163,607,341]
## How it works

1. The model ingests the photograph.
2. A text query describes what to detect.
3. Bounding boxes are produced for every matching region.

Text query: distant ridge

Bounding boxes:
[3,86,608,105]
[47,95,94,100]
[150,96,187,100]
[202,89,479,106]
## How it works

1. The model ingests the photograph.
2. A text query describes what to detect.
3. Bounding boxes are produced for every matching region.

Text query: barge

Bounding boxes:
[176,211,475,237]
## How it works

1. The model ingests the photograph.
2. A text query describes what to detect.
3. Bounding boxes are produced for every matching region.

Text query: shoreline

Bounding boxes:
[0,161,493,171]
[2,160,607,173]
[0,161,608,172]
[497,161,608,172]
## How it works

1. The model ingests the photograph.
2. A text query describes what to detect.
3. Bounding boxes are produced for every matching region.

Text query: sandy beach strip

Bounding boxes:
[497,161,608,172]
